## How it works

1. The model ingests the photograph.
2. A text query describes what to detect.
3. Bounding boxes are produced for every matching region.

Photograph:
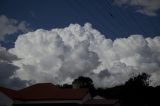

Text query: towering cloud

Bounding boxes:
[0,15,29,41]
[10,23,160,88]
[114,0,160,16]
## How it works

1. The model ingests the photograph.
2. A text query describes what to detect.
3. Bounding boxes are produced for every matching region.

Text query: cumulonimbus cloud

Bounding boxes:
[9,23,160,88]
[114,0,160,16]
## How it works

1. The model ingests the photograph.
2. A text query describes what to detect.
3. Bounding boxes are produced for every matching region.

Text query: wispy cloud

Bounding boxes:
[114,0,160,16]
[0,15,30,41]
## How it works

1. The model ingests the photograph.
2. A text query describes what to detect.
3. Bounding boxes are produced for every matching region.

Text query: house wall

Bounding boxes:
[0,91,13,106]
[13,103,81,106]
[14,100,83,104]
[82,93,92,103]
[115,102,121,106]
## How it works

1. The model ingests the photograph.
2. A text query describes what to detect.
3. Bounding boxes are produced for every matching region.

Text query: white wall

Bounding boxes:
[82,93,92,103]
[115,102,121,106]
[0,91,13,106]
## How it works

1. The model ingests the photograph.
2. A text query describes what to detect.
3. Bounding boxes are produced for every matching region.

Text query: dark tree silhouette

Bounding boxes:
[96,73,155,106]
[61,84,72,88]
[122,73,150,105]
[72,76,94,88]
[125,73,150,88]
[72,76,96,96]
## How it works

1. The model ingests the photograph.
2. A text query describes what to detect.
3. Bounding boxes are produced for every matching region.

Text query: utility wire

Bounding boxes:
[134,0,159,35]
[74,0,118,36]
[104,0,135,36]
[106,0,147,35]
[90,0,125,38]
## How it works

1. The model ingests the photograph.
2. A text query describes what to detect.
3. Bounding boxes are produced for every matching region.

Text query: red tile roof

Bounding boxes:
[0,83,89,101]
[0,87,20,99]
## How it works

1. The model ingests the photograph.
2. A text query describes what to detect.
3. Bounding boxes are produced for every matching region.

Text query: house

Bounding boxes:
[0,83,90,106]
[0,83,120,106]
[84,95,120,106]
[0,87,16,106]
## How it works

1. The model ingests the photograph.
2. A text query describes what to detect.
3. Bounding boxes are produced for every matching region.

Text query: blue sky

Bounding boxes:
[1,0,160,48]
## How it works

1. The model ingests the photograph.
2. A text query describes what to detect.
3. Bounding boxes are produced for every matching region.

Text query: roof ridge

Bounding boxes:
[19,83,57,90]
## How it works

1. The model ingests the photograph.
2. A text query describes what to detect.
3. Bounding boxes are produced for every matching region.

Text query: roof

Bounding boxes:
[0,87,20,100]
[85,95,119,105]
[93,95,104,99]
[0,83,89,101]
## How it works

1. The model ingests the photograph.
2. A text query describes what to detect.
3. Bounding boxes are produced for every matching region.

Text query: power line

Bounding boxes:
[105,0,149,35]
[90,0,125,38]
[104,0,135,36]
[134,0,159,35]
[74,0,118,36]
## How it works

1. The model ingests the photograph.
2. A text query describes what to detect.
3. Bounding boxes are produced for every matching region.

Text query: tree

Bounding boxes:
[123,73,150,104]
[125,73,150,88]
[72,76,95,96]
[72,76,94,88]
[61,84,72,88]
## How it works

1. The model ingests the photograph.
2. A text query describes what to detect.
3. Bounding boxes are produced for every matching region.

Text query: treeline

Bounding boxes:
[59,73,160,106]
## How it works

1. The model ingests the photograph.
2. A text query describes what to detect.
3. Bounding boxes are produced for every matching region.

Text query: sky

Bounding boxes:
[0,0,160,89]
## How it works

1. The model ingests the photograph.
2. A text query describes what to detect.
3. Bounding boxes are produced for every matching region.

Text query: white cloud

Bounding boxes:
[10,23,160,88]
[0,45,28,89]
[0,15,30,41]
[114,0,160,16]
